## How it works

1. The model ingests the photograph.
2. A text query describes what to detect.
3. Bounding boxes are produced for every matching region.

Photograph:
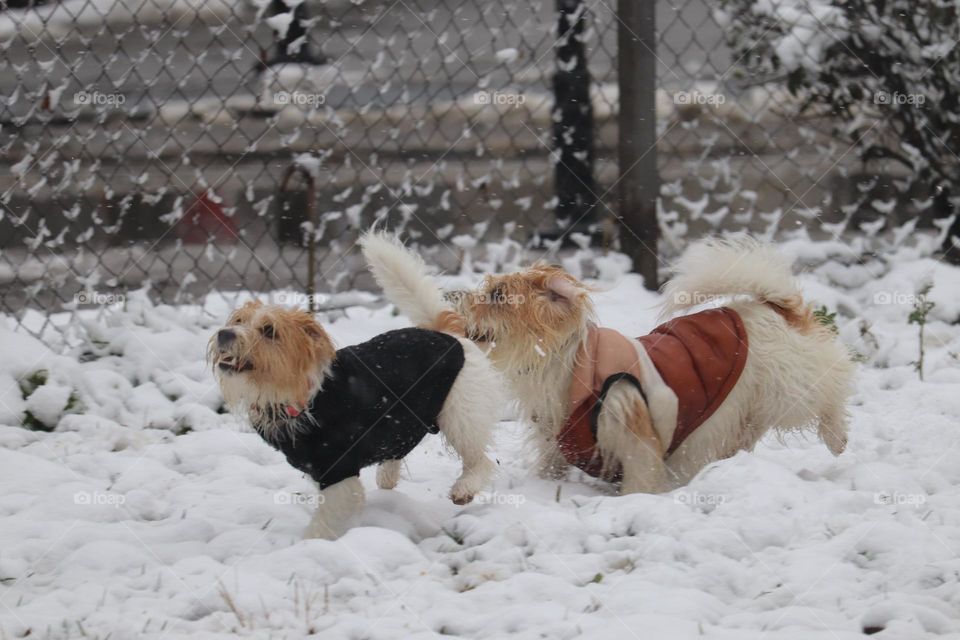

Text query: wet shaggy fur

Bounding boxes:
[210,301,336,412]
[209,300,500,540]
[377,236,855,494]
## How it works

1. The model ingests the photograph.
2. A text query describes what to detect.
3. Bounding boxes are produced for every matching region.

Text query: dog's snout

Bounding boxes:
[217,329,237,347]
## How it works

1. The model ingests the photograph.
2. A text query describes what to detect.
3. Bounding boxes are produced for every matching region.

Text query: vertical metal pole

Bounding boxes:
[618,0,659,289]
[305,175,318,313]
[943,189,960,264]
[280,166,318,312]
[554,0,597,231]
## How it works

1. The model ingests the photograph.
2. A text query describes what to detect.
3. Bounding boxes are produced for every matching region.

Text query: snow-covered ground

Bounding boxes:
[1,239,959,639]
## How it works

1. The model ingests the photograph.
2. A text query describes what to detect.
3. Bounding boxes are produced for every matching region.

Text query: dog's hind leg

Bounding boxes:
[438,340,499,505]
[817,408,849,456]
[304,476,365,540]
[376,459,403,489]
[596,381,667,495]
[802,337,854,456]
[817,354,853,456]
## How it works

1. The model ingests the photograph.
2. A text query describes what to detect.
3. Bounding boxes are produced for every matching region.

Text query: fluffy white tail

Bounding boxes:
[360,232,463,334]
[660,237,814,331]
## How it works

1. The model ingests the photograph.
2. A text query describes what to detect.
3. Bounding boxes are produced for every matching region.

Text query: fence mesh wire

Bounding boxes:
[0,0,905,344]
[656,2,857,250]
[1,0,627,342]
[654,0,941,260]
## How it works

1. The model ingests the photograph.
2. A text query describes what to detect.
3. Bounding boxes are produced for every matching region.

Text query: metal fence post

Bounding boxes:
[617,0,659,289]
[280,166,318,312]
[553,0,597,233]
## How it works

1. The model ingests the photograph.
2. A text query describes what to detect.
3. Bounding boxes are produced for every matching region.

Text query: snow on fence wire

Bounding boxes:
[0,0,627,343]
[3,0,956,344]
[655,0,880,250]
[657,0,959,256]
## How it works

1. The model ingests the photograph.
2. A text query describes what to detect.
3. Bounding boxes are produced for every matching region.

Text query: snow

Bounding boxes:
[1,242,960,638]
[265,10,295,40]
[495,48,520,64]
[750,0,848,72]
[293,153,322,178]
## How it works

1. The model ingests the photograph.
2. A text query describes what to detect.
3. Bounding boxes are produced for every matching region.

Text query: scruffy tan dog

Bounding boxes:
[370,236,854,494]
[209,291,500,539]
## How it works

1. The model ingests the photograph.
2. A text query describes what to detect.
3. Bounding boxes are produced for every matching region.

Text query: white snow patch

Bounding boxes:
[0,243,959,637]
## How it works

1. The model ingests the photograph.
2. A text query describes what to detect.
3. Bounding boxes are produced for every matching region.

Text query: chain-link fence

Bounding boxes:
[655,0,959,258]
[1,0,625,341]
[4,0,941,344]
[655,1,859,248]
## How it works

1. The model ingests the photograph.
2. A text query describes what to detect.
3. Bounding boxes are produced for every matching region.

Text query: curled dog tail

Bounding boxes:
[660,236,817,333]
[360,231,465,335]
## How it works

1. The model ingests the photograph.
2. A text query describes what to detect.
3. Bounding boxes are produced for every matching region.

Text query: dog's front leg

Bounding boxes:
[437,341,499,505]
[535,436,569,480]
[376,459,403,489]
[618,442,667,494]
[304,476,365,540]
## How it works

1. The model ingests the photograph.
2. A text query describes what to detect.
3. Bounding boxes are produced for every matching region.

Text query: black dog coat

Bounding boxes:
[255,328,465,489]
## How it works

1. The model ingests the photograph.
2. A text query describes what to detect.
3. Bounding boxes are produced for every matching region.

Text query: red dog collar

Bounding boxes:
[250,404,303,418]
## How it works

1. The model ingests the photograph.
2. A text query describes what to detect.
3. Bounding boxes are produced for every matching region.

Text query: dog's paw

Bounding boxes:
[826,435,847,456]
[818,422,848,456]
[450,490,475,505]
[450,459,494,505]
[450,478,478,505]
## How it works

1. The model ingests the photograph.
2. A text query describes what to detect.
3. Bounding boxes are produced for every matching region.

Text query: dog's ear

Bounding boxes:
[240,300,263,311]
[300,318,328,342]
[546,275,584,302]
[228,299,263,323]
[300,319,336,365]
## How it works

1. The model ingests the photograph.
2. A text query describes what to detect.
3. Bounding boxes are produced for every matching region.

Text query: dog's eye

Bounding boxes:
[260,324,276,339]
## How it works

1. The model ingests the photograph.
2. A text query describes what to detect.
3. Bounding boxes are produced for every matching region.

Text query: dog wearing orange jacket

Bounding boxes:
[366,235,854,494]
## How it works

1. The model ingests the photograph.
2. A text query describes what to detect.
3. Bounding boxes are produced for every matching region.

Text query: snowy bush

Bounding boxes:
[0,329,82,430]
[20,370,81,431]
[718,0,960,258]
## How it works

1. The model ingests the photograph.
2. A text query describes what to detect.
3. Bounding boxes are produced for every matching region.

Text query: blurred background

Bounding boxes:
[1,0,956,343]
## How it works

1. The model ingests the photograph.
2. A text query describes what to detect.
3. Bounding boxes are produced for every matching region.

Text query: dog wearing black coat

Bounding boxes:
[210,283,500,539]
